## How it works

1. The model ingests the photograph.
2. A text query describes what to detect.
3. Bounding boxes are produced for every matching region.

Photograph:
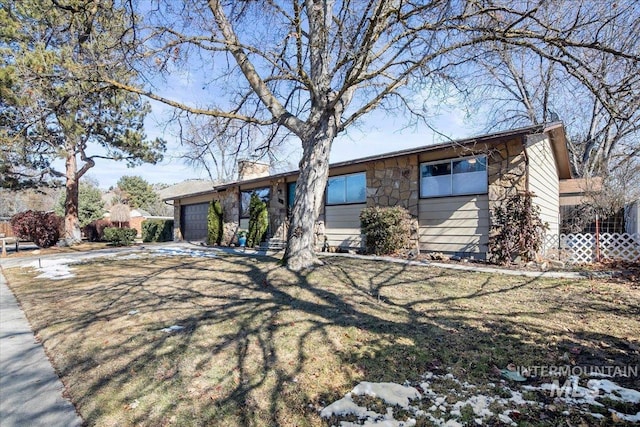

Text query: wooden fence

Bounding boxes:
[0,220,14,238]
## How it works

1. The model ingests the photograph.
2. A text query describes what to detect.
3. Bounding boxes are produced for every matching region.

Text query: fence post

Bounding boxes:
[595,213,601,262]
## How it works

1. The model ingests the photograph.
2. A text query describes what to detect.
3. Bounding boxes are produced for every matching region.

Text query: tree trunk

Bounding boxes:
[64,151,82,243]
[283,122,336,271]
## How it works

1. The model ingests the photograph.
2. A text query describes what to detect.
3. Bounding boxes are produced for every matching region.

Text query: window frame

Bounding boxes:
[419,155,488,199]
[286,181,296,214]
[240,187,270,219]
[325,171,367,206]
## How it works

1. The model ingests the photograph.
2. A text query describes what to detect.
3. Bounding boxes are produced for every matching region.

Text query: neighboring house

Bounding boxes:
[559,178,637,234]
[165,123,572,259]
[105,208,172,238]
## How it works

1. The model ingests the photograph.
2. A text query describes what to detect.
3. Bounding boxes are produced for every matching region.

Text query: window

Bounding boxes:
[420,156,487,198]
[326,172,366,205]
[240,187,270,218]
[287,182,296,212]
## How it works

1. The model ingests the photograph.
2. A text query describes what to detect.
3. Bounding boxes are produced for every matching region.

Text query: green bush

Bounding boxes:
[207,200,223,245]
[103,227,137,246]
[489,191,548,264]
[142,219,174,243]
[360,206,413,255]
[247,193,268,247]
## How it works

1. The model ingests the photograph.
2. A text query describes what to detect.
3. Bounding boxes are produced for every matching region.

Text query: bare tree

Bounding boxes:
[176,115,289,183]
[462,1,640,178]
[105,1,639,270]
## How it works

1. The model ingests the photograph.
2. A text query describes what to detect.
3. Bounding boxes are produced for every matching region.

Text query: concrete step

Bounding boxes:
[259,238,286,251]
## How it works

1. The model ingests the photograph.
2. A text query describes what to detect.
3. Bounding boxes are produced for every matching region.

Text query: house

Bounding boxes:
[164,122,572,259]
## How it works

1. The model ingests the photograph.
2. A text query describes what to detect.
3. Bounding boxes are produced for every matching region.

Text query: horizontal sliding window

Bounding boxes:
[420,156,487,198]
[327,172,366,205]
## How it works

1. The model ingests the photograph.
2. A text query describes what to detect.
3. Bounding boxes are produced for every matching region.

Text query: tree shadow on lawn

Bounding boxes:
[6,254,640,426]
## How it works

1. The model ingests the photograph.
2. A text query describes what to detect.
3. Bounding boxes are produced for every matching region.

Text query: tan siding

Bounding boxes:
[418,195,489,255]
[527,134,559,236]
[325,204,365,248]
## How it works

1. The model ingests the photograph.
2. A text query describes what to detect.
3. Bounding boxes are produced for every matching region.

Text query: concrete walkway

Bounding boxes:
[0,268,82,426]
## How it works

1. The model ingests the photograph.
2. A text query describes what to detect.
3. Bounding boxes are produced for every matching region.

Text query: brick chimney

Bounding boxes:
[238,160,270,181]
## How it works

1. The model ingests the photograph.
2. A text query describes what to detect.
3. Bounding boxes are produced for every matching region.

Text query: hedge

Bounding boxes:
[142,219,174,243]
[103,227,137,246]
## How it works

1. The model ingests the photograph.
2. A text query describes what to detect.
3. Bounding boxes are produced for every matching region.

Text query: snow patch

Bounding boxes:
[160,325,185,333]
[352,382,421,408]
[320,382,419,426]
[25,258,76,280]
[321,372,640,426]
[151,247,218,258]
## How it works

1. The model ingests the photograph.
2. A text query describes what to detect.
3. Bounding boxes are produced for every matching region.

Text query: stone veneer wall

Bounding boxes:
[486,138,528,258]
[487,138,527,203]
[366,156,420,250]
[173,202,182,241]
[268,180,288,241]
[219,190,240,245]
[366,156,419,216]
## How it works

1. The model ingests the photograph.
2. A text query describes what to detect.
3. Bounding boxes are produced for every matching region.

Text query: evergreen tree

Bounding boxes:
[247,193,268,248]
[0,0,165,242]
[115,176,159,212]
[56,181,105,227]
[206,200,223,246]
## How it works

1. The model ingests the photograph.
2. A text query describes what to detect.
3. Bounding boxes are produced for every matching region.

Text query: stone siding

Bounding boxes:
[487,138,527,204]
[366,156,419,216]
[365,156,420,251]
[218,190,240,245]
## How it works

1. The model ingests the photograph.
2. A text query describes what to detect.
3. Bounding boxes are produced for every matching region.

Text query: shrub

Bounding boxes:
[360,206,413,255]
[489,191,548,264]
[10,210,62,248]
[206,200,223,245]
[247,193,268,247]
[83,219,113,242]
[142,219,174,243]
[103,227,137,246]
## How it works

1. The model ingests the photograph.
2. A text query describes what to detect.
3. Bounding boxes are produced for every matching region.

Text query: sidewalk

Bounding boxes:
[0,268,83,426]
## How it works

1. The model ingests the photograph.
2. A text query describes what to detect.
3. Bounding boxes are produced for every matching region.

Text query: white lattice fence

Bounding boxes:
[543,233,640,263]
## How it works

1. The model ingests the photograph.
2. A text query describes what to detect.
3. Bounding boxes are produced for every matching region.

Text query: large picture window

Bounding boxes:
[420,156,487,198]
[240,187,270,218]
[326,172,366,205]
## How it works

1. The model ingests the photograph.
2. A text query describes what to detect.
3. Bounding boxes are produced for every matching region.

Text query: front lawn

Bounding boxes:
[4,251,639,426]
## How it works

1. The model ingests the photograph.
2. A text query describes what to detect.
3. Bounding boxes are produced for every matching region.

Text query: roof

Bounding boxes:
[166,122,571,201]
[158,180,216,200]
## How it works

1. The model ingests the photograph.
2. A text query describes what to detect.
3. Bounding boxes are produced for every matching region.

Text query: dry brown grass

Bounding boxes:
[3,253,639,426]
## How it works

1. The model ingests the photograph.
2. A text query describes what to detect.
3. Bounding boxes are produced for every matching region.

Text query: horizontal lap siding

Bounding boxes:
[527,135,559,236]
[325,204,365,248]
[418,195,489,254]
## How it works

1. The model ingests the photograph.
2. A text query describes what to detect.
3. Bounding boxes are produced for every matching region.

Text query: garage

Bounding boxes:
[181,203,209,241]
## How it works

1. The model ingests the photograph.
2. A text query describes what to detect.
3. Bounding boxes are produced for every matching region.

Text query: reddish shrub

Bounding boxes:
[83,219,113,242]
[10,210,63,248]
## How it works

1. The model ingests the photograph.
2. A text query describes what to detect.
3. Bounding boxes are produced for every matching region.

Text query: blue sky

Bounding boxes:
[88,101,480,189]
